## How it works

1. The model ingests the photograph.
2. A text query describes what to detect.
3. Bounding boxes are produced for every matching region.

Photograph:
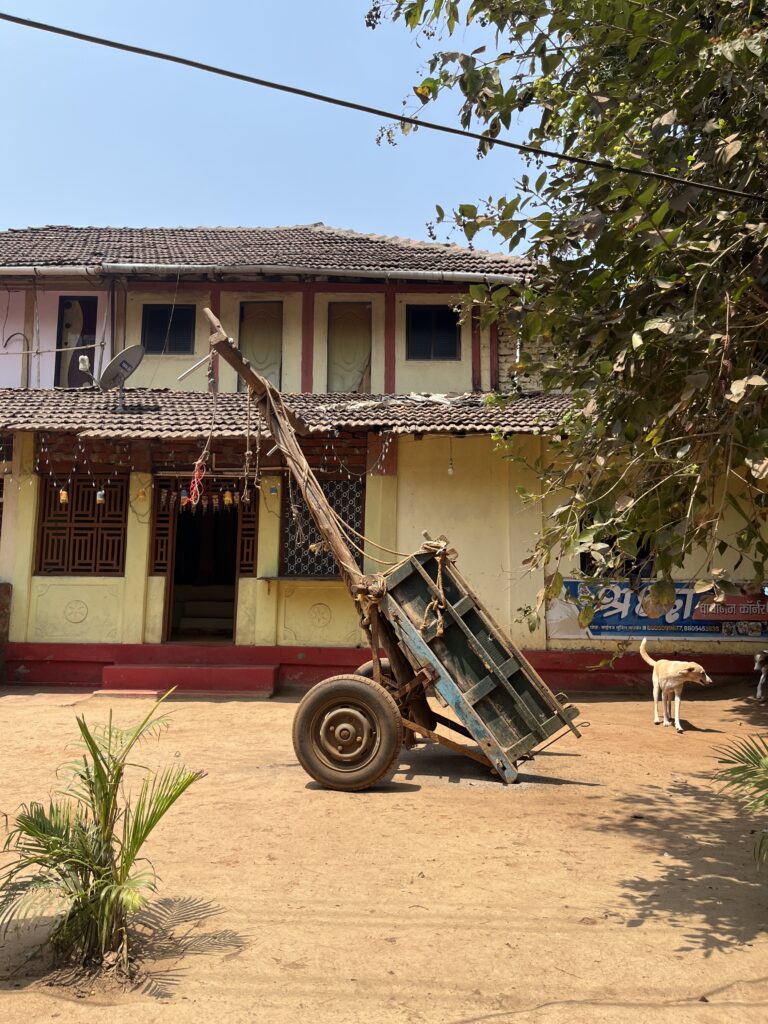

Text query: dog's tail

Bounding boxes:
[639,638,656,667]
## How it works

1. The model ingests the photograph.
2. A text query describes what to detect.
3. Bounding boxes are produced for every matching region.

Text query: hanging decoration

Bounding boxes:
[223,488,234,508]
[96,488,106,505]
[180,486,189,508]
[59,487,69,505]
[189,353,217,507]
[320,430,395,478]
[241,384,262,505]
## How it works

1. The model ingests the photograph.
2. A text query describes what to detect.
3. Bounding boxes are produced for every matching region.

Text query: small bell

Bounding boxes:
[136,487,147,501]
[223,489,234,508]
[233,492,240,506]
[59,487,69,505]
[180,487,189,508]
[212,494,220,512]
[96,488,106,505]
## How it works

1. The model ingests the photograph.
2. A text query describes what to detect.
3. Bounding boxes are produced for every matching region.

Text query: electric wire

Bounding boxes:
[0,10,762,204]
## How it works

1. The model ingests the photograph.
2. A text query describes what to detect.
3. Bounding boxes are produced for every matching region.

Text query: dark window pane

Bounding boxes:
[142,305,196,354]
[406,305,460,360]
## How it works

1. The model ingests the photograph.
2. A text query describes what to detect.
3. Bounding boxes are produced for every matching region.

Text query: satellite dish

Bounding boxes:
[98,345,145,391]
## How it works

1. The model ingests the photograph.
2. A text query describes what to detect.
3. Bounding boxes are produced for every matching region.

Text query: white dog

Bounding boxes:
[640,638,712,733]
[755,650,768,701]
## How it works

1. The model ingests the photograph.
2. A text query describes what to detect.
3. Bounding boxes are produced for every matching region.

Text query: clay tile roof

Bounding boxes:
[0,224,535,281]
[0,388,568,441]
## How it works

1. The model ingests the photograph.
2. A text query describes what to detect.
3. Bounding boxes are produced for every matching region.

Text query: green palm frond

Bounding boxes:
[715,735,768,867]
[120,765,206,878]
[0,689,201,969]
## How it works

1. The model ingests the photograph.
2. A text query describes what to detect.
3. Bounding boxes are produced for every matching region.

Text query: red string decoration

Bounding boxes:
[189,457,207,506]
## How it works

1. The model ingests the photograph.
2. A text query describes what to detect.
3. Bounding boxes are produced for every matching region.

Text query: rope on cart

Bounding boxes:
[421,546,447,637]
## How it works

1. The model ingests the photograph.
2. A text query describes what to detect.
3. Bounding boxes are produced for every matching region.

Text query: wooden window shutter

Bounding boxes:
[36,475,128,576]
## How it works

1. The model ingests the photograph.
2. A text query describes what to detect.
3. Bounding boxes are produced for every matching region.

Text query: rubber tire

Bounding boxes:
[354,658,392,680]
[292,674,403,791]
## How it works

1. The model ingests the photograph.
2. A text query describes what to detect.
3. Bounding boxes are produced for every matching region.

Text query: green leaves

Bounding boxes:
[715,736,768,868]
[382,0,768,600]
[0,692,204,972]
[641,580,677,618]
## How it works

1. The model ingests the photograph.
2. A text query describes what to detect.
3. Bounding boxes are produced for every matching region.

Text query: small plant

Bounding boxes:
[715,735,768,868]
[0,690,204,973]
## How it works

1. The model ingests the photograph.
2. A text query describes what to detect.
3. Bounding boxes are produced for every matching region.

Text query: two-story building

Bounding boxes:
[0,225,758,693]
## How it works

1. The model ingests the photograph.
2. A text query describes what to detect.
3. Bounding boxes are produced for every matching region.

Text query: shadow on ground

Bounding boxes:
[0,896,246,1001]
[132,896,247,998]
[594,775,768,957]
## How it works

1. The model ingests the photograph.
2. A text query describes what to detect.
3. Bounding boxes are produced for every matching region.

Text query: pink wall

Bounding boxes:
[0,288,113,389]
[32,290,113,389]
[0,289,26,388]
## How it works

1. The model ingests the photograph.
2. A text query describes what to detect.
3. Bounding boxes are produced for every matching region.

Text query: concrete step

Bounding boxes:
[183,600,236,617]
[173,585,235,601]
[178,616,234,634]
[102,663,278,694]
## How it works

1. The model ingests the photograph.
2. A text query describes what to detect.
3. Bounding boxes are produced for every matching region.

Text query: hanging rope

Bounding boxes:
[189,355,217,507]
[421,546,447,638]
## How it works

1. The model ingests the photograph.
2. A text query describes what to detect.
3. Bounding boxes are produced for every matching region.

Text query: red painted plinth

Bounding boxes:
[3,642,757,695]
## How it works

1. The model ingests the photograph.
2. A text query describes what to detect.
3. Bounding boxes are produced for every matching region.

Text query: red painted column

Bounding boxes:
[471,310,482,392]
[384,288,396,394]
[490,322,499,391]
[209,284,221,389]
[301,290,315,392]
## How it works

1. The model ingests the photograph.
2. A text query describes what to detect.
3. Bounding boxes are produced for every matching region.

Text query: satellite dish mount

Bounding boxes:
[98,345,145,411]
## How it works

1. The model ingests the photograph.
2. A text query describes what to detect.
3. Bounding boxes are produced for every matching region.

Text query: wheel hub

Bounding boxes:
[318,706,374,763]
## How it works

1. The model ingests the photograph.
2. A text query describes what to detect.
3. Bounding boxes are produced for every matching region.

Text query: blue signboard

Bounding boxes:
[549,579,768,641]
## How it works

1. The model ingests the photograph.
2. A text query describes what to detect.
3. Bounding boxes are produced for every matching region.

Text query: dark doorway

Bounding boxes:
[56,297,98,388]
[170,503,238,640]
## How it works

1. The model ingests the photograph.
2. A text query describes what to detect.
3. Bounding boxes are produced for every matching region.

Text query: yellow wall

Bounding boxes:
[233,474,365,648]
[0,435,587,652]
[394,434,547,647]
[111,285,495,397]
[10,430,760,656]
[394,294,473,394]
[7,433,38,642]
[9,468,155,645]
[122,290,213,391]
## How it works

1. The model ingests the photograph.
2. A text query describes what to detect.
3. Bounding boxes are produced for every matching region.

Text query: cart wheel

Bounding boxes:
[292,674,403,791]
[353,658,391,680]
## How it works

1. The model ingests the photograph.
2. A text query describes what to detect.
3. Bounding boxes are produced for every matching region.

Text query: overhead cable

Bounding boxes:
[0,10,763,204]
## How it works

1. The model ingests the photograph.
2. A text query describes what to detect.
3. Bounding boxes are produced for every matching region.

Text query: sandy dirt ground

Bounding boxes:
[1,684,768,1024]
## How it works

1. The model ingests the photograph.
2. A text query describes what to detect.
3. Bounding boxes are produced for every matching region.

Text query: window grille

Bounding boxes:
[36,475,128,575]
[281,477,364,577]
[150,479,176,574]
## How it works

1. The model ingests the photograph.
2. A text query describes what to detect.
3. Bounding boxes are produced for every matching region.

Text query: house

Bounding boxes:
[0,225,759,693]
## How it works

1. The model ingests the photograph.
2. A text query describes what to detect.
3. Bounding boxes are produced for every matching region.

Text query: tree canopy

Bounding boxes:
[369,0,768,620]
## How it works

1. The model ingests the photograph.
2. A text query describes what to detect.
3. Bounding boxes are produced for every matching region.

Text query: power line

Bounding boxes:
[0,10,763,205]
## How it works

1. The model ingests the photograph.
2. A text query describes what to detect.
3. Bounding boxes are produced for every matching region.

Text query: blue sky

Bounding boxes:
[0,1,533,250]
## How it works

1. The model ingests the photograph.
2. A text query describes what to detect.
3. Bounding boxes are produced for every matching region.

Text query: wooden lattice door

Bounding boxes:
[150,477,259,641]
